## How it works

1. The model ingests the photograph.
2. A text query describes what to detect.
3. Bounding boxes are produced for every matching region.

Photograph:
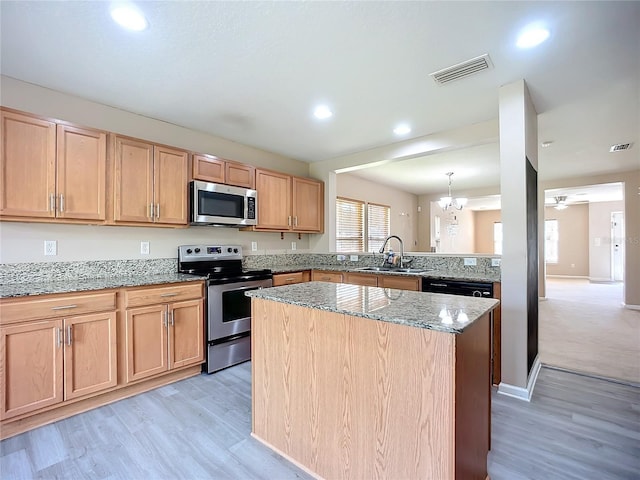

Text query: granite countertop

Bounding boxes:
[271,264,499,283]
[0,273,206,299]
[247,281,499,334]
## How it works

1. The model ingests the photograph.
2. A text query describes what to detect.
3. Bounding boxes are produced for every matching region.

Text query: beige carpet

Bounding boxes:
[539,278,640,384]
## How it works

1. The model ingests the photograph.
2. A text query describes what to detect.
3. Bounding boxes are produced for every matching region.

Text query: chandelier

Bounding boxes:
[438,172,467,211]
[553,195,569,210]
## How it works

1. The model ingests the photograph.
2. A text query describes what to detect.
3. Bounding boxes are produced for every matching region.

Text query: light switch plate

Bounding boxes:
[140,241,150,255]
[463,257,477,266]
[350,255,359,261]
[491,258,501,267]
[251,241,258,251]
[337,254,346,261]
[291,242,296,251]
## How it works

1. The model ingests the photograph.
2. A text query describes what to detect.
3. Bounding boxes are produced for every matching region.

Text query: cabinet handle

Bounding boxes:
[59,194,64,213]
[149,204,154,219]
[56,327,63,349]
[66,325,72,346]
[160,292,178,297]
[49,193,55,212]
[285,277,295,281]
[156,204,160,219]
[51,304,77,310]
[169,311,175,326]
[163,310,168,327]
[288,215,292,226]
[294,216,298,227]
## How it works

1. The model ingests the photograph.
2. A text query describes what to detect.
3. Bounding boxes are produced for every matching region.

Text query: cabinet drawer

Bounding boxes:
[125,283,203,308]
[378,275,420,291]
[345,273,378,287]
[0,292,116,325]
[311,271,344,283]
[272,271,309,286]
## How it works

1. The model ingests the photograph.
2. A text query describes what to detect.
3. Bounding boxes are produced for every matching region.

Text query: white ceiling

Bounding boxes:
[1,1,638,195]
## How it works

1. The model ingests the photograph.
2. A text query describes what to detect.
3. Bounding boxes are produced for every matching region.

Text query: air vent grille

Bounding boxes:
[609,143,632,152]
[429,54,493,85]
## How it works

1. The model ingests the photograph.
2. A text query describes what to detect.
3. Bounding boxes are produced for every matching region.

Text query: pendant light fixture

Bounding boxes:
[553,195,569,210]
[438,172,467,211]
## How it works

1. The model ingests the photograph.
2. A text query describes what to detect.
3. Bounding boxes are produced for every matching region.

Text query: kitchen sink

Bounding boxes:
[355,267,430,274]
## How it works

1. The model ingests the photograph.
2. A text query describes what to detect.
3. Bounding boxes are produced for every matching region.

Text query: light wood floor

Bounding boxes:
[540,278,640,384]
[2,363,638,479]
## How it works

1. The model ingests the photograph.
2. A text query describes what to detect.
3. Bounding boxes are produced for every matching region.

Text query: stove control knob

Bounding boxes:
[186,249,193,254]
[233,248,239,253]
[194,248,201,253]
[227,247,233,253]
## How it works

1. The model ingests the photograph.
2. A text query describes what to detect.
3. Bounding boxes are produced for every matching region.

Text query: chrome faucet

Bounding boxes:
[379,235,405,268]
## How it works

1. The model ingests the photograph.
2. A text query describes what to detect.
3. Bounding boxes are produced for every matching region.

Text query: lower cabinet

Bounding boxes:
[272,271,311,286]
[124,287,204,383]
[377,275,420,291]
[311,270,344,283]
[0,310,116,420]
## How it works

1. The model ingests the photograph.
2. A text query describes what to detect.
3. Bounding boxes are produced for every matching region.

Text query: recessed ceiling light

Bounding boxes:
[516,25,550,48]
[313,105,333,120]
[393,124,411,136]
[110,2,148,31]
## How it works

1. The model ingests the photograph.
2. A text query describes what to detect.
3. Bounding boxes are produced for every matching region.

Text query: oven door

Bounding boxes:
[207,278,272,341]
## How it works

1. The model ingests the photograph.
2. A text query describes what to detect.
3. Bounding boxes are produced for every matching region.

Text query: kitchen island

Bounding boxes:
[248,282,499,480]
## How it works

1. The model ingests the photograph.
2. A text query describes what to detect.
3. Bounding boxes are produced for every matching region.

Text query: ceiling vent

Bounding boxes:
[609,143,632,152]
[429,54,493,85]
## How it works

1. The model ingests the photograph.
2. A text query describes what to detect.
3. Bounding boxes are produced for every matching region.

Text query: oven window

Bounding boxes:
[222,288,254,323]
[199,191,244,218]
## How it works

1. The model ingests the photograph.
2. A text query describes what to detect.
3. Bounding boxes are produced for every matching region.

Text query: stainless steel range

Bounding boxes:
[178,245,272,373]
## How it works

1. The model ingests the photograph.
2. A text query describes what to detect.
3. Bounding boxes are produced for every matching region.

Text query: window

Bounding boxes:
[493,222,503,255]
[336,197,390,253]
[545,219,559,263]
[367,203,390,253]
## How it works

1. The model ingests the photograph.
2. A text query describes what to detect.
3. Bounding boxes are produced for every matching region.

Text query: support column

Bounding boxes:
[498,80,541,400]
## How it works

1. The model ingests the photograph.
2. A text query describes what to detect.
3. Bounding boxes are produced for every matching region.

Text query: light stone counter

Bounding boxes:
[247,281,499,334]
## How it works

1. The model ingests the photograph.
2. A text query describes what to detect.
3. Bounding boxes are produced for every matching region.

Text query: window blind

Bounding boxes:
[367,203,390,253]
[336,197,364,252]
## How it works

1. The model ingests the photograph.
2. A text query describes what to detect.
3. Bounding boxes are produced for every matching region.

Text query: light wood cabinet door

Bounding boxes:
[0,320,63,420]
[154,146,188,225]
[125,305,168,383]
[63,311,117,401]
[192,154,225,183]
[56,125,107,221]
[255,169,291,230]
[292,177,323,233]
[272,271,310,286]
[169,299,204,369]
[114,136,154,223]
[377,275,420,291]
[0,110,56,218]
[226,161,255,189]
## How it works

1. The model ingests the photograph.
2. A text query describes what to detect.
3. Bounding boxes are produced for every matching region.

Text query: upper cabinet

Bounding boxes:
[113,136,188,226]
[253,168,324,233]
[0,109,107,221]
[192,153,255,189]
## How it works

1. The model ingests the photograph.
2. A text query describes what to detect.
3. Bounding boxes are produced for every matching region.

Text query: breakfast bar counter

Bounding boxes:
[247,282,499,480]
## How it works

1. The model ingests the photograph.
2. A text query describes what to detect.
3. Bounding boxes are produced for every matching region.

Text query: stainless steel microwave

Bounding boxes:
[189,180,257,226]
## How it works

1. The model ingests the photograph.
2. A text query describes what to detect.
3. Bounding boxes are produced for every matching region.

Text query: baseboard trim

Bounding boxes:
[546,275,589,279]
[589,277,617,283]
[623,303,640,311]
[497,355,541,402]
[542,364,640,388]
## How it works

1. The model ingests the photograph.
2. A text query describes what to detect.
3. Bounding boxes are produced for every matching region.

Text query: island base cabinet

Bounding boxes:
[251,299,490,480]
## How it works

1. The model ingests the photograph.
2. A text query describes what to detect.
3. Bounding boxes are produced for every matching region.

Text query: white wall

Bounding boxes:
[336,173,418,251]
[589,200,624,281]
[429,202,475,253]
[0,76,315,262]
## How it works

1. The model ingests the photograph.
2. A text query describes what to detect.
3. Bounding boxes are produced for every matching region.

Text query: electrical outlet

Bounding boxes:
[463,257,477,266]
[350,255,359,261]
[291,242,296,251]
[140,241,150,255]
[491,258,501,267]
[336,254,346,261]
[251,241,258,251]
[44,240,57,256]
